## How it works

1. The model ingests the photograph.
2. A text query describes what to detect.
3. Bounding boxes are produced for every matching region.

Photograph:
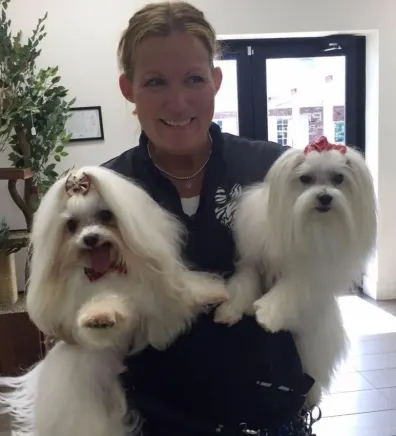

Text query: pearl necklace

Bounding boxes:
[147,135,212,189]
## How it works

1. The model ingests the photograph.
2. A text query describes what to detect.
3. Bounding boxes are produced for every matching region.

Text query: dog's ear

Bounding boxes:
[265,148,307,257]
[345,147,376,200]
[27,175,70,334]
[265,148,305,186]
[264,149,306,208]
[343,146,377,251]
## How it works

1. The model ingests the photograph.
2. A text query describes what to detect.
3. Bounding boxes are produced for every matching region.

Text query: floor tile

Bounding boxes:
[319,389,391,417]
[340,296,396,337]
[349,351,396,371]
[349,335,396,356]
[361,368,396,388]
[313,409,396,436]
[378,387,396,407]
[329,371,375,393]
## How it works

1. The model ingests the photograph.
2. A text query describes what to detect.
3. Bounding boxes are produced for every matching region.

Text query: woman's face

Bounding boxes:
[119,32,222,156]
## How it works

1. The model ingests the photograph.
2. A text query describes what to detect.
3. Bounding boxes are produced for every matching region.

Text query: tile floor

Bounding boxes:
[2,294,396,436]
[313,294,396,436]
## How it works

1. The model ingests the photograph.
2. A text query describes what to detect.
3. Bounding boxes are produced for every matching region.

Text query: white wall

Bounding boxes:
[2,0,396,299]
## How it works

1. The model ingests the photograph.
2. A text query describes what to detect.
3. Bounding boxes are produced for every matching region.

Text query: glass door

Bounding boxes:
[219,35,366,152]
[213,59,239,135]
[266,56,346,149]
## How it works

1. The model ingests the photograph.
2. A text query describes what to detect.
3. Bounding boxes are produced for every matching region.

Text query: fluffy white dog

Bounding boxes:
[215,137,377,406]
[0,165,227,436]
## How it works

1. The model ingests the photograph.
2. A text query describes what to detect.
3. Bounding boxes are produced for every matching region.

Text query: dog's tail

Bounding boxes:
[0,362,41,436]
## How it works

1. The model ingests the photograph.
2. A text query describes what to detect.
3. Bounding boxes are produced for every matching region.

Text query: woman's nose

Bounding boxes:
[164,87,190,112]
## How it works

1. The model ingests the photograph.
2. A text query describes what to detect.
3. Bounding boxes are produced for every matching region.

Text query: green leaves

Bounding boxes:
[0,0,76,199]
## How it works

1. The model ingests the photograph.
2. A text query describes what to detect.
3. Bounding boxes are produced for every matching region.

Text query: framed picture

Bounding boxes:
[65,106,104,142]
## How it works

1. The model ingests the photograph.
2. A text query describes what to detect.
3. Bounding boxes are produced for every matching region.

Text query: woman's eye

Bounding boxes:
[186,75,204,84]
[145,78,165,87]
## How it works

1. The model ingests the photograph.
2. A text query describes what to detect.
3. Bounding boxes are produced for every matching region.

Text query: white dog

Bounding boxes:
[0,165,227,436]
[215,137,377,406]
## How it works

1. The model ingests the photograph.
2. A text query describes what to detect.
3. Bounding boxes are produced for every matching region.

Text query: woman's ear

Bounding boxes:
[119,73,135,103]
[213,66,223,95]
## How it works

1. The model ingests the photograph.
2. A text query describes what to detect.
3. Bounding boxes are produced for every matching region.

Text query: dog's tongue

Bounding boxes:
[89,245,111,273]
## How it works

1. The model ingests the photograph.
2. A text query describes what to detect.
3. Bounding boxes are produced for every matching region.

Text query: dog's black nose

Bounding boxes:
[83,234,99,248]
[318,194,333,206]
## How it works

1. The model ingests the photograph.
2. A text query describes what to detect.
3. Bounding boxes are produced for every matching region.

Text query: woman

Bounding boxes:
[103,2,318,435]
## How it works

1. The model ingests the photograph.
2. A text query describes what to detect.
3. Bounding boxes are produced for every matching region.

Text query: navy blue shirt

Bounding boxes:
[102,123,311,435]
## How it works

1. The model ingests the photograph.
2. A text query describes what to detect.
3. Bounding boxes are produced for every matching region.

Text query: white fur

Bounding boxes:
[0,165,227,436]
[215,146,377,406]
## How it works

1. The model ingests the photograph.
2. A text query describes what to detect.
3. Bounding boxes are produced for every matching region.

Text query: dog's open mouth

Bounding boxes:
[87,242,113,273]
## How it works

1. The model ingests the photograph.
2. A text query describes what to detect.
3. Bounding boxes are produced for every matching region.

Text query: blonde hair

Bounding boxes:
[118,1,221,80]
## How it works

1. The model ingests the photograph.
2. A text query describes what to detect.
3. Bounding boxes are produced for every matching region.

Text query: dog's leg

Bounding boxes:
[77,293,136,349]
[296,300,350,408]
[214,266,261,325]
[294,332,325,408]
[141,272,228,350]
[187,274,229,308]
[33,343,129,436]
[253,279,300,333]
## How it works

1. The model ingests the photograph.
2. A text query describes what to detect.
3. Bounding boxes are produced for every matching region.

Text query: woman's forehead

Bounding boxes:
[133,33,211,74]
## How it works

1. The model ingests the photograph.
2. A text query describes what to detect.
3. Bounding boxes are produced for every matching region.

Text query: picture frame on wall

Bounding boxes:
[65,106,104,142]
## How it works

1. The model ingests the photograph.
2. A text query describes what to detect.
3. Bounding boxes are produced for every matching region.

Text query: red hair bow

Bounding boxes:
[304,136,347,156]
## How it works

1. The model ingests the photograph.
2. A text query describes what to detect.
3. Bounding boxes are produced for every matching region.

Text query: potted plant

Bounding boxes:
[0,0,76,228]
[0,217,19,304]
[1,0,76,288]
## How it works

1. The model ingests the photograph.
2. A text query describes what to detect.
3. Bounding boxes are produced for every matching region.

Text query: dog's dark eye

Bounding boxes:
[333,174,344,185]
[66,219,78,233]
[299,174,313,185]
[98,209,113,223]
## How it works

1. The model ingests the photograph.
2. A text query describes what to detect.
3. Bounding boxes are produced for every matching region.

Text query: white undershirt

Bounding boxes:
[181,196,200,216]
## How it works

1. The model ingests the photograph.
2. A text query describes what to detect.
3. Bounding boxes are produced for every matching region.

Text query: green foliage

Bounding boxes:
[0,0,76,197]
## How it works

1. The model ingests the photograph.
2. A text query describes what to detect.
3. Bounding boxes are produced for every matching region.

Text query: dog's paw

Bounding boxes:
[254,301,285,333]
[192,283,229,308]
[213,302,243,325]
[76,294,132,349]
[206,284,230,306]
[80,311,118,329]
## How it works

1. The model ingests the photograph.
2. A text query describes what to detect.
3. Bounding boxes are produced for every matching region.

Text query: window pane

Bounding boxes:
[213,59,239,135]
[266,56,346,149]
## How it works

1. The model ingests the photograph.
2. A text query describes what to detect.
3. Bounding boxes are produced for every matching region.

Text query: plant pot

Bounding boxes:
[0,87,10,110]
[0,251,18,305]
